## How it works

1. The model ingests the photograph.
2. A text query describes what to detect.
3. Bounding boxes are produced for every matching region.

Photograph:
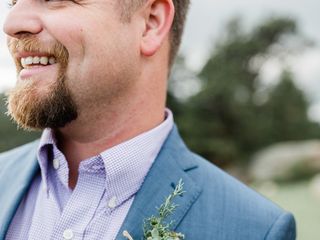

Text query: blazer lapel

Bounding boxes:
[0,142,39,239]
[116,127,202,240]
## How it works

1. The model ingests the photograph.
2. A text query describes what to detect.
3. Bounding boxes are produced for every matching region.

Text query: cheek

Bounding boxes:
[46,17,86,57]
[50,27,86,78]
[60,21,139,85]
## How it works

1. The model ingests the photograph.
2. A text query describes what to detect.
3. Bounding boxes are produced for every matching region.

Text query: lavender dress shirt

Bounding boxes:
[6,110,173,240]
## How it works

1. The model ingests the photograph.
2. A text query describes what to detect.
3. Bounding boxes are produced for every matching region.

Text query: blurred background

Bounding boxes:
[1,0,319,239]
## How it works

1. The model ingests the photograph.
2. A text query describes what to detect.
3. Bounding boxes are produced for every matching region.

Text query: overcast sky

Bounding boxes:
[1,0,320,119]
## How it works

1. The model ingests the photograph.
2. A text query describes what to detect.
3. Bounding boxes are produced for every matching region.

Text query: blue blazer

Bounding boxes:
[0,127,296,239]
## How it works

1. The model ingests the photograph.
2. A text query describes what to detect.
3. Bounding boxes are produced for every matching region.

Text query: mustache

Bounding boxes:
[8,37,69,68]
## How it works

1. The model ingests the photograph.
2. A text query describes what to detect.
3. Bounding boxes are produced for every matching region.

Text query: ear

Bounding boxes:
[140,0,175,57]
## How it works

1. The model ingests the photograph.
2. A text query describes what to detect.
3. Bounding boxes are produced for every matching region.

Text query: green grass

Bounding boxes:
[256,181,320,240]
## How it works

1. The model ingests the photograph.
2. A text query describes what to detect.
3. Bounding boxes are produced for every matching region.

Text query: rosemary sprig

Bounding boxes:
[123,179,185,240]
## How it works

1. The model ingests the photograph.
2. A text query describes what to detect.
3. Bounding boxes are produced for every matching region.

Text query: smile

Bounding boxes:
[17,53,60,81]
[21,56,57,69]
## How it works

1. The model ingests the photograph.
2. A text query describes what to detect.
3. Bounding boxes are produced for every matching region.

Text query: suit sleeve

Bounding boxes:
[264,212,296,240]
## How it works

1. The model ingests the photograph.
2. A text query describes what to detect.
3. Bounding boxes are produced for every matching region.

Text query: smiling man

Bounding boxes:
[0,0,296,239]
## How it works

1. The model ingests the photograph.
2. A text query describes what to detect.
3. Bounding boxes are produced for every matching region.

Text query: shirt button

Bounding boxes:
[63,229,74,239]
[108,196,117,208]
[53,158,60,170]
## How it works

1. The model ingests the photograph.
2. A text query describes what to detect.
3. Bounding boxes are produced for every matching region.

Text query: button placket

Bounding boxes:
[63,229,74,239]
[53,158,60,170]
[49,172,106,240]
[107,196,117,209]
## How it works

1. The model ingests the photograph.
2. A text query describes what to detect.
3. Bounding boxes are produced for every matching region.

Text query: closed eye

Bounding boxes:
[8,0,18,8]
[8,0,78,9]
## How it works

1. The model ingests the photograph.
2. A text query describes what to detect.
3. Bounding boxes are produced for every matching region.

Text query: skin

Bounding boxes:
[3,0,174,188]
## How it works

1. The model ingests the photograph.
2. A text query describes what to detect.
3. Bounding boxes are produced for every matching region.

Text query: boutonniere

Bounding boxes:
[123,179,185,240]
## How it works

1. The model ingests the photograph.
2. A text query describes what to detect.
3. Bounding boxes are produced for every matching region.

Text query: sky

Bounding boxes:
[0,0,320,119]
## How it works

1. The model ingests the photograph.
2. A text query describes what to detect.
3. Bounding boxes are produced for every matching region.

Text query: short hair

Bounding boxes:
[118,0,190,67]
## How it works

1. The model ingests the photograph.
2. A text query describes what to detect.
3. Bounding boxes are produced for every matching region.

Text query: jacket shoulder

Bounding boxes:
[179,152,296,239]
[0,140,40,237]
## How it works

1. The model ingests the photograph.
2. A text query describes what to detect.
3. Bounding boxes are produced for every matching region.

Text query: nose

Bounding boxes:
[3,0,42,38]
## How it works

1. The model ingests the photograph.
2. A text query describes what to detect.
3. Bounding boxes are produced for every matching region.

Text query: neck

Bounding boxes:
[56,74,167,189]
[57,103,166,160]
[57,105,165,189]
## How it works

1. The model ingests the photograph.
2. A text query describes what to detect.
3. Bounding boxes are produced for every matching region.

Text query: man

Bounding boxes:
[0,0,295,239]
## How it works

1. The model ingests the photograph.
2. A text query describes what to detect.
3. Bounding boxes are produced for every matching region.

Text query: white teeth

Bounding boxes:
[40,57,48,65]
[25,56,33,65]
[20,58,25,67]
[49,57,56,65]
[33,56,40,64]
[20,56,57,68]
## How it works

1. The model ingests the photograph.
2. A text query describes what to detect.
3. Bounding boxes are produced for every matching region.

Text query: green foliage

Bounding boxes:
[143,179,185,240]
[123,180,185,240]
[261,71,318,144]
[0,93,41,153]
[168,17,320,167]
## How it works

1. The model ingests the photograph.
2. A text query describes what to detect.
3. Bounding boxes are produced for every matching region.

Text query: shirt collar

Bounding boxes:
[37,109,174,207]
[99,109,173,209]
[37,128,57,192]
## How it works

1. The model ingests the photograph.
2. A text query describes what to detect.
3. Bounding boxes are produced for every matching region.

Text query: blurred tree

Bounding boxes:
[168,17,320,167]
[262,70,320,143]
